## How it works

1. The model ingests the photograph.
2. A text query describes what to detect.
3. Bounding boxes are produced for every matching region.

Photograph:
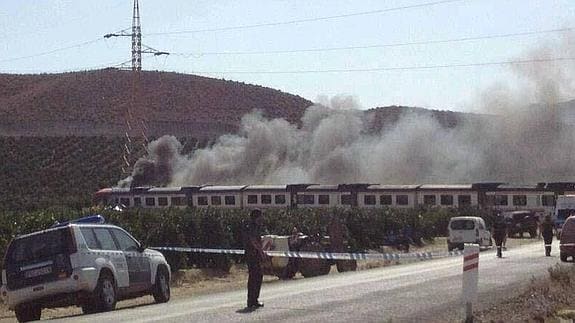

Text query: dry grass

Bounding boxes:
[476,263,575,323]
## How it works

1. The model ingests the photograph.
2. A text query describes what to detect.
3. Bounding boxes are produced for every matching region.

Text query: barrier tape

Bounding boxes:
[151,246,464,261]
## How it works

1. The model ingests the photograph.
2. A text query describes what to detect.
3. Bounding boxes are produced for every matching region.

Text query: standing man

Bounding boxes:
[493,213,507,258]
[243,209,265,309]
[541,215,554,256]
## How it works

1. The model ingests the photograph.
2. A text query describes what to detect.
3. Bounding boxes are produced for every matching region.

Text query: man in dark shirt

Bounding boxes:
[243,209,265,309]
[493,213,507,258]
[541,215,554,256]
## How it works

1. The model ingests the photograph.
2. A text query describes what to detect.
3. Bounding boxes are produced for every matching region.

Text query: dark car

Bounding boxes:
[504,211,538,238]
[560,216,575,262]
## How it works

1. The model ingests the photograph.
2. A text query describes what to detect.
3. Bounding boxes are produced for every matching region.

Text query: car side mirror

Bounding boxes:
[137,244,146,253]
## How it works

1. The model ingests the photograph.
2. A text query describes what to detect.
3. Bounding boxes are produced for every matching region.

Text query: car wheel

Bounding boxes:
[152,266,171,303]
[15,303,41,322]
[94,273,117,312]
[560,253,568,262]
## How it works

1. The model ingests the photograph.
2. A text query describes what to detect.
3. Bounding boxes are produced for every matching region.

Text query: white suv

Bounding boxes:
[0,215,171,322]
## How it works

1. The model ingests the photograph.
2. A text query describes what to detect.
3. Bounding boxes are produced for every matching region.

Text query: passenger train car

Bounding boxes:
[94,182,575,216]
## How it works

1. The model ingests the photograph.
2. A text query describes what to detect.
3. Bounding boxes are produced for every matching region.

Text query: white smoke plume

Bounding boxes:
[119,36,575,187]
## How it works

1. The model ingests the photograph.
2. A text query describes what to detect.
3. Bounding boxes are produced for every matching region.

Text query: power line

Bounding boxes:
[172,27,573,56]
[187,57,575,75]
[0,38,103,64]
[148,0,469,36]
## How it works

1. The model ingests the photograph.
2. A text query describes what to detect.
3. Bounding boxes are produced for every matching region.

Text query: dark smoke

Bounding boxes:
[119,36,575,187]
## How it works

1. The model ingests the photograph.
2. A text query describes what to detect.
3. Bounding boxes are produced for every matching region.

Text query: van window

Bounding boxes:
[450,220,475,230]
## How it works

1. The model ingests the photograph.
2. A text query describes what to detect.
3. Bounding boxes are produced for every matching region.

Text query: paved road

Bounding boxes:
[51,241,557,323]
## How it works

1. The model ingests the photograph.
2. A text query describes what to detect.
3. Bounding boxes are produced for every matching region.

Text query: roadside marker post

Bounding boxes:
[462,244,479,323]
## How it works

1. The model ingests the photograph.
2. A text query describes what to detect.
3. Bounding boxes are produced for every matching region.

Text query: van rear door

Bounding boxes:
[4,228,74,290]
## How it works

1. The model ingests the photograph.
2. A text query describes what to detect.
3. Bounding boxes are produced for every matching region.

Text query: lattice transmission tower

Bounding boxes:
[104,0,169,174]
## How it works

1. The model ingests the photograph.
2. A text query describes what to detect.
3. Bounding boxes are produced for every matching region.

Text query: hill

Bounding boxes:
[0,69,312,138]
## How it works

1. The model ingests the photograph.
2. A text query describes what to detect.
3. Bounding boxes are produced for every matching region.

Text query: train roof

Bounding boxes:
[419,184,474,190]
[366,184,420,190]
[494,184,546,191]
[244,185,288,191]
[304,184,340,191]
[198,185,246,192]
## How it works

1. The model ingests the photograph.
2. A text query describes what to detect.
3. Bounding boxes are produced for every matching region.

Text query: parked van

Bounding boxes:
[559,215,575,262]
[447,216,492,251]
[554,195,575,237]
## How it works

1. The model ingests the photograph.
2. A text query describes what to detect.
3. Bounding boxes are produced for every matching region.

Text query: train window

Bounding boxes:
[341,194,353,205]
[211,196,222,205]
[261,195,272,204]
[197,196,208,206]
[458,195,471,206]
[120,198,130,207]
[512,195,527,206]
[380,195,392,205]
[145,197,155,207]
[158,197,168,206]
[133,197,141,207]
[494,195,508,206]
[423,195,436,205]
[440,195,453,206]
[542,195,556,206]
[225,196,236,205]
[247,195,258,204]
[364,195,376,205]
[274,194,286,205]
[297,195,315,205]
[318,195,330,205]
[396,195,409,205]
[171,197,184,206]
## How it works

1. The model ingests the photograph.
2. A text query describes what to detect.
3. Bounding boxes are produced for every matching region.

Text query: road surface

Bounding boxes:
[43,241,559,323]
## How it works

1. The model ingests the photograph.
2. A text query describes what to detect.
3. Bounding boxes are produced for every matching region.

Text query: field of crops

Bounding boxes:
[0,136,203,211]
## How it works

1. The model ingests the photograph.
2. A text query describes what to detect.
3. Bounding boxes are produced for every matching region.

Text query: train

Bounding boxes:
[94,182,575,217]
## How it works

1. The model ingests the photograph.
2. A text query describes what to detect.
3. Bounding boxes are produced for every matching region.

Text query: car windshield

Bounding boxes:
[5,229,70,264]
[450,220,475,230]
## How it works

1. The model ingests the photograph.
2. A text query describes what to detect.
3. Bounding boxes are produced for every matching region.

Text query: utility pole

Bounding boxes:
[104,0,169,174]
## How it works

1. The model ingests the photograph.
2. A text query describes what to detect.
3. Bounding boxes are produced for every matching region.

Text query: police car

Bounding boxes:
[0,215,171,322]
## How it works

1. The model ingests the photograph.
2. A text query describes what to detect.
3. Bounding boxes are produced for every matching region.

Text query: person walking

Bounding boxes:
[243,209,265,309]
[493,213,507,258]
[541,215,554,256]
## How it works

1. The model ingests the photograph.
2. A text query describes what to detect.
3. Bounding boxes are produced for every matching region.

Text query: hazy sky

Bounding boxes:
[0,0,573,111]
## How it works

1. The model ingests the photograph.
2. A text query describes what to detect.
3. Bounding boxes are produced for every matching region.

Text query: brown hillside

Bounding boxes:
[0,69,312,138]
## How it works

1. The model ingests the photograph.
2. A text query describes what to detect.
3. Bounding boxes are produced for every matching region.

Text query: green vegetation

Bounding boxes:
[0,206,487,272]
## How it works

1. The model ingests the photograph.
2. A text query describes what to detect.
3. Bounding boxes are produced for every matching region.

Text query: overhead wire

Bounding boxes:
[171,27,573,56]
[0,38,104,64]
[185,57,575,75]
[147,0,469,36]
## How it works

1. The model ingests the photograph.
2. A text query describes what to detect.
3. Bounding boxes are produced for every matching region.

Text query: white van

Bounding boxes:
[447,216,492,251]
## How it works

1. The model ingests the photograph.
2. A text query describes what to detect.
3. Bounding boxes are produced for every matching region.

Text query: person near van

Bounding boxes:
[243,209,265,309]
[493,214,507,258]
[541,215,554,256]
